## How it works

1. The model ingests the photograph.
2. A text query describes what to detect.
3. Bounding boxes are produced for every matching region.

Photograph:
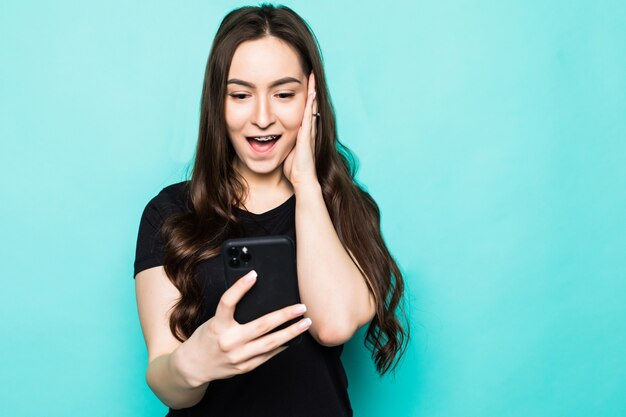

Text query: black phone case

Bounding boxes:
[221,235,302,345]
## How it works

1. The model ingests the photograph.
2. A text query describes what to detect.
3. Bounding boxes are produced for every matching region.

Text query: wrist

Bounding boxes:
[170,340,208,389]
[292,178,321,196]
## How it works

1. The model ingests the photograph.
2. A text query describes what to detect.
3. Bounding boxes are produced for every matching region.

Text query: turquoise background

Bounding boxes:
[1,1,625,416]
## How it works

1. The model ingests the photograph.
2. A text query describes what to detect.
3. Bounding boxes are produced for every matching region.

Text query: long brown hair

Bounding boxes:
[161,4,408,375]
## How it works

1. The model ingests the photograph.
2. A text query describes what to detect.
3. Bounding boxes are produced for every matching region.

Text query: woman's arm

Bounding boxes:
[135,267,310,409]
[135,266,209,409]
[294,180,376,346]
[283,74,375,346]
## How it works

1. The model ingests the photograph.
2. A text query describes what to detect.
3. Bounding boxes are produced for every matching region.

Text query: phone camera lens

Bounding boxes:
[240,246,251,262]
[229,257,240,267]
[227,246,239,257]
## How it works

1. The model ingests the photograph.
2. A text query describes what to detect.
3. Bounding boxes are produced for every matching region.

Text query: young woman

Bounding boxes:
[134,5,407,416]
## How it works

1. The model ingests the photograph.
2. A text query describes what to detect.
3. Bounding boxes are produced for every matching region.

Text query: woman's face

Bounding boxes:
[225,36,308,179]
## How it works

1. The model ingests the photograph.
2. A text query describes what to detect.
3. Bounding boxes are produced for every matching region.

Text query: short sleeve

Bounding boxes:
[133,198,167,277]
[133,182,189,278]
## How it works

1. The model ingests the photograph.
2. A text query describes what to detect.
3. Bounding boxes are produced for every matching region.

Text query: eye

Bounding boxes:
[276,92,295,100]
[229,93,250,100]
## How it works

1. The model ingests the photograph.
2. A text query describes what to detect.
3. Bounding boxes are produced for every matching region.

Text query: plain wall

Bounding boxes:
[1,1,624,416]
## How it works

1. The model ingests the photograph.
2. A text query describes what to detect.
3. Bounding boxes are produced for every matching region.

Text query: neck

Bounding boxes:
[233,159,294,207]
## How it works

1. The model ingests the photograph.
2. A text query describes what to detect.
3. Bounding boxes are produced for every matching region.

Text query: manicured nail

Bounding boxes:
[293,304,307,314]
[298,318,312,330]
[245,270,257,282]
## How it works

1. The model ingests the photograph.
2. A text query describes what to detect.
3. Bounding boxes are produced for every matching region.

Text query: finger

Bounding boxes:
[308,71,316,96]
[234,345,288,375]
[311,101,317,150]
[238,303,307,342]
[310,75,318,115]
[308,73,318,141]
[298,72,316,139]
[240,317,312,359]
[215,270,257,321]
[296,94,315,152]
[310,114,317,153]
[300,91,314,136]
[308,72,317,116]
[311,93,318,142]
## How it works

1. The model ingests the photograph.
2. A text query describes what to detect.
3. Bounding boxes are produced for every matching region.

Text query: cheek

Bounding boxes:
[224,102,248,132]
[278,100,306,130]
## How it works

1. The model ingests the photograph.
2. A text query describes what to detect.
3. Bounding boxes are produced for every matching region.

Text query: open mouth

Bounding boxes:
[245,134,282,154]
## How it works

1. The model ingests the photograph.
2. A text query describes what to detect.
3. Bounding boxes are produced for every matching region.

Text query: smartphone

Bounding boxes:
[221,235,303,345]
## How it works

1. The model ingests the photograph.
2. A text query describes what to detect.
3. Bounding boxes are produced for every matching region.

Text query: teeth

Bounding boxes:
[251,135,278,142]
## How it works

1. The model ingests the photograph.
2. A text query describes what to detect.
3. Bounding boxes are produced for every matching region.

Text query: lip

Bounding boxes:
[245,134,282,140]
[246,134,282,155]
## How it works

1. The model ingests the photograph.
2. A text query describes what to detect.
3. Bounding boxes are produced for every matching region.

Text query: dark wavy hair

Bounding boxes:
[160,4,408,374]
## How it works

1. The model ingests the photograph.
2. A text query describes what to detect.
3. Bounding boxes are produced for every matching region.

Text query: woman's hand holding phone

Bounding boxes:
[172,270,311,386]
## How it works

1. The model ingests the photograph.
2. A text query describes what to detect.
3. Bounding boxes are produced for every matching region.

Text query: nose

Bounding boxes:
[252,95,275,129]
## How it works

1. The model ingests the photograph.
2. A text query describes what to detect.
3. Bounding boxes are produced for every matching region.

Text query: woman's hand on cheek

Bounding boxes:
[283,72,319,190]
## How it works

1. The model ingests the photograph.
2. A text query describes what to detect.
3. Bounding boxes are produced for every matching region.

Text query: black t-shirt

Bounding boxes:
[134,181,352,417]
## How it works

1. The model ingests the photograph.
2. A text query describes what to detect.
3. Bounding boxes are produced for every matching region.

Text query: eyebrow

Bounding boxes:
[227,76,302,89]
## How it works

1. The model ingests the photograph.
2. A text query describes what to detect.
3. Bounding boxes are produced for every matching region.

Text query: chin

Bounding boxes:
[240,159,284,176]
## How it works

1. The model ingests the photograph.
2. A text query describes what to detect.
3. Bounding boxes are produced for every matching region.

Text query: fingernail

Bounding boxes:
[313,91,317,99]
[293,304,307,314]
[298,318,312,330]
[245,270,257,282]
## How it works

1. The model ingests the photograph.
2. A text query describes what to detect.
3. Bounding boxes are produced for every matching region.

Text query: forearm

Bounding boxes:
[294,181,374,345]
[145,342,209,409]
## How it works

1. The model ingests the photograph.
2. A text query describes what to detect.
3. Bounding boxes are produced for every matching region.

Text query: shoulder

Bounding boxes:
[139,181,191,231]
[134,181,190,277]
[144,180,190,218]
